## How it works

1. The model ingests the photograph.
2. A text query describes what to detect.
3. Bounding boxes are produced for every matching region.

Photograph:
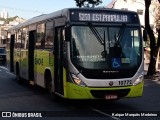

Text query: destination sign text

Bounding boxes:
[78,13,128,22]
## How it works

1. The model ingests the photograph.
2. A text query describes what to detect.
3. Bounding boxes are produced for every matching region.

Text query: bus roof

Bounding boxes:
[8,7,139,31]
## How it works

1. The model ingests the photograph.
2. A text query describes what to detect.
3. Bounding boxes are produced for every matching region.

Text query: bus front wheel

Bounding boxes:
[45,73,59,101]
[16,63,22,84]
[48,80,61,101]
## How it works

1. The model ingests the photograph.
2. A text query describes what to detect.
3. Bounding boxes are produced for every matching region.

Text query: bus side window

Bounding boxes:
[62,29,66,53]
[62,28,66,67]
[45,21,54,49]
[36,23,45,49]
[22,28,29,49]
[15,30,22,49]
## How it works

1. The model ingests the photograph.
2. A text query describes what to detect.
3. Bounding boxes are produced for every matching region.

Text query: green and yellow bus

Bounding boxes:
[6,8,145,100]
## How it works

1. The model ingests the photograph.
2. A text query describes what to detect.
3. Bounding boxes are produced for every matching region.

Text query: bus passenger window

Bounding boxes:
[22,28,28,49]
[36,23,45,49]
[15,30,22,49]
[45,21,54,49]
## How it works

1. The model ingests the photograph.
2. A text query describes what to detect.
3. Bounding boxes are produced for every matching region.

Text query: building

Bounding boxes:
[9,17,26,26]
[0,16,26,48]
[0,25,10,48]
[106,0,159,31]
[0,21,4,25]
[0,9,8,19]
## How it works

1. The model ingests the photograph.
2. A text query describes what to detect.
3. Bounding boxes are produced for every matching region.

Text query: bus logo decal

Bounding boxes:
[109,81,114,86]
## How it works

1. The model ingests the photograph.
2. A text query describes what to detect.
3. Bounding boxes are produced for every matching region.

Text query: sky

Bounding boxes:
[0,0,111,19]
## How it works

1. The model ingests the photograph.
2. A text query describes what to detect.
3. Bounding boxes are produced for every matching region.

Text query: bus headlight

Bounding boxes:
[71,74,86,87]
[133,74,144,86]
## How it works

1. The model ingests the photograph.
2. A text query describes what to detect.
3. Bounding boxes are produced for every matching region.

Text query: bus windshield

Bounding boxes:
[71,25,142,70]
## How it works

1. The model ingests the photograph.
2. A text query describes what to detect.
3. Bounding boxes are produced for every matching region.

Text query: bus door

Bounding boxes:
[28,30,36,85]
[54,27,64,95]
[10,34,15,72]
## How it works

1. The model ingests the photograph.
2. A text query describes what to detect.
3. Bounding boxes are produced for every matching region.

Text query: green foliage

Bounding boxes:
[0,16,19,24]
[0,18,6,21]
[74,0,102,7]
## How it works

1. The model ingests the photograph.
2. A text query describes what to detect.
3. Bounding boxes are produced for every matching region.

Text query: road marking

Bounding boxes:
[6,71,15,76]
[0,66,15,76]
[89,107,121,120]
[0,66,8,71]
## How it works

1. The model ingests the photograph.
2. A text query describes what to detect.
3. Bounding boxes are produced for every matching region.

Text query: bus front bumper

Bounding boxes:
[64,81,144,99]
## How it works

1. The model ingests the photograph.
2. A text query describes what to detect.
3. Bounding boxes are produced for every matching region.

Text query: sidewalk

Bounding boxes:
[144,62,160,79]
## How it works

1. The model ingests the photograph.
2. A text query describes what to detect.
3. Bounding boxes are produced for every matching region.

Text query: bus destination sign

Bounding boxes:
[78,13,128,22]
[70,11,136,23]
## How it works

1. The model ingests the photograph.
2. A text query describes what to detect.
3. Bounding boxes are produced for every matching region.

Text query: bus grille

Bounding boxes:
[90,89,131,98]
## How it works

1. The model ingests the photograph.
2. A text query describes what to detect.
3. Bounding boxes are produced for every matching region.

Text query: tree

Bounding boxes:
[145,0,160,76]
[74,0,102,7]
[155,1,160,71]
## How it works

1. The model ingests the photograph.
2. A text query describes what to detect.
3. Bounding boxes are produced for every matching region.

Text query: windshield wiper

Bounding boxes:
[88,23,107,57]
[88,23,104,46]
[114,23,126,47]
[111,23,126,57]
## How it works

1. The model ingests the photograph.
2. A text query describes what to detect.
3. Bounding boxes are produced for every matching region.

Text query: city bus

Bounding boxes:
[6,8,145,100]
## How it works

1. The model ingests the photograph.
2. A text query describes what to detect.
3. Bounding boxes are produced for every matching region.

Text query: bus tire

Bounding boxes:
[16,63,22,84]
[48,81,59,101]
[45,72,59,101]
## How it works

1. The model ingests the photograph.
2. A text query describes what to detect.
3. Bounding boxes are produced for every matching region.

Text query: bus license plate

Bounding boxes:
[105,95,118,100]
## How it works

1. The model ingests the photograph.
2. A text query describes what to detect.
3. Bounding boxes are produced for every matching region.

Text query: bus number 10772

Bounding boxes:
[118,80,132,86]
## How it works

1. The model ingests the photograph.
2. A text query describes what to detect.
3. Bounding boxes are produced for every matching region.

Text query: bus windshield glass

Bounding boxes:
[71,25,142,70]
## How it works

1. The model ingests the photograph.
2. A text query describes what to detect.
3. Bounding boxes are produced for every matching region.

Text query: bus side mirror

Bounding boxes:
[143,30,147,42]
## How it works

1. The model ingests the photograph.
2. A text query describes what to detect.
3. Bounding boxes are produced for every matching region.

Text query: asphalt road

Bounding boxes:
[0,65,160,120]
